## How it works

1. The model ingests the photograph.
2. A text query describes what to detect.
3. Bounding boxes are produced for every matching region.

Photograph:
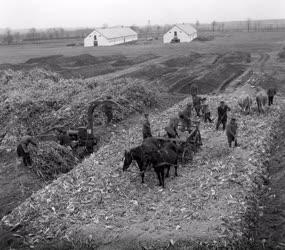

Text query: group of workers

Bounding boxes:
[17,87,276,167]
[142,95,238,148]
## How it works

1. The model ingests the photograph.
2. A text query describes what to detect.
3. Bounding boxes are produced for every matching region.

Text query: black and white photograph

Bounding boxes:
[0,0,285,249]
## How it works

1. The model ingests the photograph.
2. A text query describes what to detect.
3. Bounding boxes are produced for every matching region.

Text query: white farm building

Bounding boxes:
[84,26,138,47]
[163,24,197,44]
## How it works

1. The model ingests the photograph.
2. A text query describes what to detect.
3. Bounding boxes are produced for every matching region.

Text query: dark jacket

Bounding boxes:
[267,88,276,97]
[193,96,202,109]
[218,105,231,121]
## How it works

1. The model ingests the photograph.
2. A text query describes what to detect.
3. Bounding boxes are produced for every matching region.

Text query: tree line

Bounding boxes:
[0,27,93,45]
[1,20,285,45]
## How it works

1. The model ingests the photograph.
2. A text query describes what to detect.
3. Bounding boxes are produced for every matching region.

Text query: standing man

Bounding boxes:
[267,88,277,106]
[142,113,152,139]
[17,134,38,166]
[165,117,179,138]
[202,103,213,123]
[192,95,202,117]
[102,96,113,124]
[226,118,238,147]
[216,101,231,131]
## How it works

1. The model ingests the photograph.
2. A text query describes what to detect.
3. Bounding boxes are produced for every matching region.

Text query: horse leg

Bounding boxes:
[174,161,178,177]
[166,166,170,178]
[140,172,145,184]
[161,167,165,188]
[155,169,162,186]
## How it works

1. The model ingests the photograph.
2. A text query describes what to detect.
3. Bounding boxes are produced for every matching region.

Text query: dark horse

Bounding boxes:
[122,141,179,188]
[147,142,179,188]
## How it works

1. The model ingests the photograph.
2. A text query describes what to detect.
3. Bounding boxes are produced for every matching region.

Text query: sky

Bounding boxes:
[1,0,285,29]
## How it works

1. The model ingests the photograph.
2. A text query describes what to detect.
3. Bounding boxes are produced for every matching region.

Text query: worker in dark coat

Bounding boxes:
[182,103,192,118]
[192,95,202,117]
[142,113,152,139]
[178,111,191,132]
[16,135,37,166]
[102,96,113,124]
[201,100,213,123]
[226,118,238,147]
[216,101,231,131]
[267,88,277,106]
[165,117,179,138]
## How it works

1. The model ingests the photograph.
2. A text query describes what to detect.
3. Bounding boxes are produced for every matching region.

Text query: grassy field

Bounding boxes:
[0,31,285,64]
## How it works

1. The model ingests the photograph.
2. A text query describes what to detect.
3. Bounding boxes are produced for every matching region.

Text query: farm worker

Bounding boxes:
[267,87,277,106]
[216,101,231,131]
[142,113,152,139]
[16,135,38,166]
[165,117,179,138]
[202,103,213,123]
[226,118,238,147]
[192,95,202,117]
[102,96,114,124]
[190,84,198,97]
[178,111,191,132]
[182,103,192,118]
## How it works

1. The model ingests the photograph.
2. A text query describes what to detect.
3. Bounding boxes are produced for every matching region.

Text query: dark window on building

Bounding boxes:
[174,31,177,36]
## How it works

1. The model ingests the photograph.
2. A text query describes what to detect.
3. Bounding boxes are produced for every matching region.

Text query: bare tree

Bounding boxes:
[27,28,37,40]
[212,21,217,32]
[3,28,13,45]
[14,32,21,43]
[246,19,251,32]
[196,20,200,29]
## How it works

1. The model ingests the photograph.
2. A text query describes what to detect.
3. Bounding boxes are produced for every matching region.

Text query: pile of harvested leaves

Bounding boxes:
[0,68,161,149]
[29,141,79,181]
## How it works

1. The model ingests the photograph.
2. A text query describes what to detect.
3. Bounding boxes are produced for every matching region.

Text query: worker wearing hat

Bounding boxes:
[142,113,152,139]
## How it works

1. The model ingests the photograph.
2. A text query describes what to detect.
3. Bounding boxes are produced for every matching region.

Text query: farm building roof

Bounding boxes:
[175,23,197,35]
[93,26,137,39]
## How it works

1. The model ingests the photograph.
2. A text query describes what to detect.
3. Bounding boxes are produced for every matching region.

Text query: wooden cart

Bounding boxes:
[155,121,202,164]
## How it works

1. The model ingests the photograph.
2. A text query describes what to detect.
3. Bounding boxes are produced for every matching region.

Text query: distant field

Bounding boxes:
[0,31,285,64]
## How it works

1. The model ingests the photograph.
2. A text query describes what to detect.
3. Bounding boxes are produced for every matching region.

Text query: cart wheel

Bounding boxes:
[182,147,193,164]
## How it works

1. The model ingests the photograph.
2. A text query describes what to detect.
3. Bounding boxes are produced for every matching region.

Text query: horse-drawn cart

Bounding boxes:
[155,121,202,164]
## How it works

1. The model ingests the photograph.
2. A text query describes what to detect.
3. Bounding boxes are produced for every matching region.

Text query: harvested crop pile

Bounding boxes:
[2,79,284,249]
[177,63,246,94]
[217,51,251,64]
[162,53,202,67]
[194,35,214,42]
[29,141,79,181]
[1,53,159,79]
[0,68,162,149]
[125,64,177,80]
[111,54,158,67]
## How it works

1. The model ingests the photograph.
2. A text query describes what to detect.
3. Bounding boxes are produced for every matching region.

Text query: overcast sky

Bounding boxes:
[1,0,285,29]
